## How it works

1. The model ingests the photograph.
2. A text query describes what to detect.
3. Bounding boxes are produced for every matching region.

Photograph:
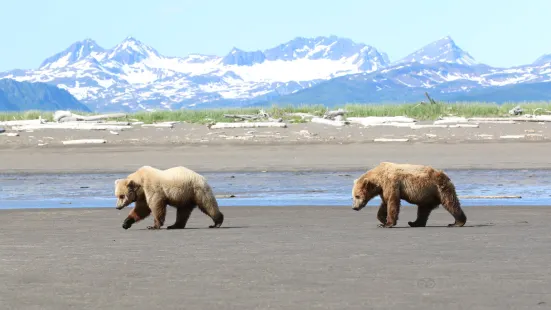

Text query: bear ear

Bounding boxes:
[127,179,139,191]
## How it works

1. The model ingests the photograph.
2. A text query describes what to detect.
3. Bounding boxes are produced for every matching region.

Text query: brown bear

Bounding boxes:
[114,165,224,230]
[351,162,467,228]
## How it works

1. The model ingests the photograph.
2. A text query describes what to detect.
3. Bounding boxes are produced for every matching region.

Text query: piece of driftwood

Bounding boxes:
[62,139,107,145]
[469,116,551,122]
[472,120,517,124]
[223,114,261,121]
[311,117,349,127]
[79,121,131,125]
[1,132,19,137]
[448,124,479,128]
[10,123,132,131]
[323,108,346,119]
[223,109,283,122]
[215,194,236,198]
[499,135,525,139]
[424,92,437,105]
[508,105,523,116]
[363,122,414,128]
[210,122,287,129]
[459,195,522,199]
[0,119,45,126]
[141,123,174,128]
[373,138,409,142]
[54,110,127,122]
[410,124,449,129]
[433,117,469,125]
[348,116,416,125]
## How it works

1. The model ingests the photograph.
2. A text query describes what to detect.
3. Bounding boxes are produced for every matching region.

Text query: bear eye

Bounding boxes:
[119,195,125,199]
[355,195,360,199]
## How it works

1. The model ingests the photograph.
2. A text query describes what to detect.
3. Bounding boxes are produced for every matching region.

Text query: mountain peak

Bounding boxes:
[106,36,161,65]
[222,47,265,66]
[122,36,140,43]
[39,38,105,69]
[533,53,551,66]
[394,36,476,66]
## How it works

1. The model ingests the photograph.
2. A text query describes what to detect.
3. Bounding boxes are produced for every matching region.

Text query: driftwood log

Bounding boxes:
[210,122,287,129]
[54,111,127,123]
[62,139,107,145]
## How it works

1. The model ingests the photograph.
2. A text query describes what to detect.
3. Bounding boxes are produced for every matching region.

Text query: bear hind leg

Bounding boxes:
[408,204,438,227]
[195,189,224,228]
[167,206,194,230]
[437,179,467,227]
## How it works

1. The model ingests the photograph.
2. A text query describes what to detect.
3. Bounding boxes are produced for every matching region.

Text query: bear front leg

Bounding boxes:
[147,196,167,230]
[379,187,400,228]
[376,201,387,224]
[122,200,151,230]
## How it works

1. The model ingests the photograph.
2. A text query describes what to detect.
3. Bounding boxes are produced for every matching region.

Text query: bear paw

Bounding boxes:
[377,223,395,228]
[447,222,465,227]
[147,225,161,230]
[167,224,185,230]
[408,221,426,228]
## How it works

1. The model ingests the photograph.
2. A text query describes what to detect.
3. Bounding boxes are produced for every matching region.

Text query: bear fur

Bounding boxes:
[351,162,467,228]
[114,165,224,230]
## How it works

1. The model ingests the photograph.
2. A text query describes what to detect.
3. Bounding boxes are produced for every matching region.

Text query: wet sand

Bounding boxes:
[1,120,551,173]
[0,206,550,309]
[1,141,551,174]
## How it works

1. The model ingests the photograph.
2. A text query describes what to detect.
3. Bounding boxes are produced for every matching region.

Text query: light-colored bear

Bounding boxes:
[114,165,224,230]
[352,162,467,228]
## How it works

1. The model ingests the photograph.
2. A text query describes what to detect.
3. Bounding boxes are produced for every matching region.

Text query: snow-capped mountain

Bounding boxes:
[266,57,551,106]
[1,35,551,112]
[393,36,477,66]
[0,35,390,111]
[533,54,551,66]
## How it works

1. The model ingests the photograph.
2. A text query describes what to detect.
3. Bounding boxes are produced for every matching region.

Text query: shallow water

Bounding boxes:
[0,169,550,210]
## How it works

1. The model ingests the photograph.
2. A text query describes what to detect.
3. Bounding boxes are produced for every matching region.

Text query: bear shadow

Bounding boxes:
[135,226,250,231]
[389,223,496,229]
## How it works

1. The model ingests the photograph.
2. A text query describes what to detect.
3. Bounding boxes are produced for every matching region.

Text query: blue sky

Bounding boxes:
[0,0,550,72]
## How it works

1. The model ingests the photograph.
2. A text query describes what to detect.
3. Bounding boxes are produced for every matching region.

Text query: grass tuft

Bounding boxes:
[2,101,551,124]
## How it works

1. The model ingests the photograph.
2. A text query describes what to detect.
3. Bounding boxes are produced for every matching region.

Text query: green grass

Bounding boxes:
[2,101,551,124]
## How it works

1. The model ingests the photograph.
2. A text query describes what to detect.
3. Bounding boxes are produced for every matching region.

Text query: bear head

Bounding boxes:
[352,175,380,211]
[114,178,141,210]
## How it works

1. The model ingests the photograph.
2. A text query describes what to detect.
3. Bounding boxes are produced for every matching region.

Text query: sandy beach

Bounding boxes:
[1,121,551,173]
[0,206,550,309]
